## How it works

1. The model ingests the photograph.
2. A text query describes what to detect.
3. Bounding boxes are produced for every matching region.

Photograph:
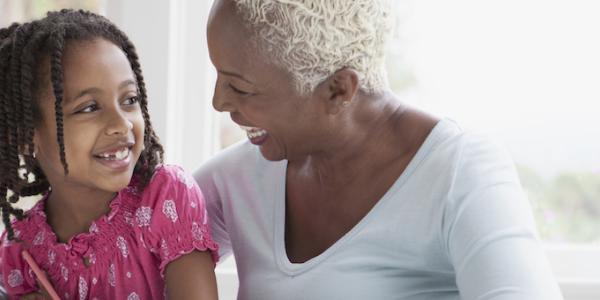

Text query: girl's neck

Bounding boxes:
[45,186,117,243]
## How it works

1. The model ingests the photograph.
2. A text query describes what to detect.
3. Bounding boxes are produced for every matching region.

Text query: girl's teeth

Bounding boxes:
[98,148,130,160]
[115,148,129,160]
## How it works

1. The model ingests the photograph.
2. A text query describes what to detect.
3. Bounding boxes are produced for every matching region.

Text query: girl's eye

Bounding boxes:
[77,103,98,113]
[123,96,139,105]
[228,84,250,95]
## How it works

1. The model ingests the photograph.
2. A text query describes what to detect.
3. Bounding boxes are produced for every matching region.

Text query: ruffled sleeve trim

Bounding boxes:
[156,222,220,278]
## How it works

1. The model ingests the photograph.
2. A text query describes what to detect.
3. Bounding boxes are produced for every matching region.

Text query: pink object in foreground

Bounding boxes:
[21,250,60,300]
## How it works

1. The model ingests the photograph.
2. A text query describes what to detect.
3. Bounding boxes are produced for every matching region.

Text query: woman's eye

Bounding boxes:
[229,84,250,95]
[123,96,139,105]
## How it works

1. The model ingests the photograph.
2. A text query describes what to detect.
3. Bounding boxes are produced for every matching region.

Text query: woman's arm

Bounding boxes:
[165,250,218,300]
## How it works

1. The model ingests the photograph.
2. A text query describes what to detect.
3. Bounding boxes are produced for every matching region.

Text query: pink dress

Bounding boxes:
[0,165,219,299]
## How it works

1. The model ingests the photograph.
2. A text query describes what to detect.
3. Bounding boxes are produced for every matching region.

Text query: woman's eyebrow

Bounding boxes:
[218,69,254,84]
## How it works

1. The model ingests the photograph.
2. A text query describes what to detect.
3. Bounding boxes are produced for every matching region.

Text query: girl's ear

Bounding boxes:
[314,68,360,115]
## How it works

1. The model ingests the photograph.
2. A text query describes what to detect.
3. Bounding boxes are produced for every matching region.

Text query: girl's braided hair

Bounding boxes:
[0,9,164,240]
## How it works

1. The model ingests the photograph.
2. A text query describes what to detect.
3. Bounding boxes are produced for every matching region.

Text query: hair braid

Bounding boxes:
[49,28,69,175]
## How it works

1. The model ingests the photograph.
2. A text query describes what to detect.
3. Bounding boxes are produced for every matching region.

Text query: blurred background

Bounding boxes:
[1,0,599,299]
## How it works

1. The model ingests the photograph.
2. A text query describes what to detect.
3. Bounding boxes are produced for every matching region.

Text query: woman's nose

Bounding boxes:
[212,85,236,112]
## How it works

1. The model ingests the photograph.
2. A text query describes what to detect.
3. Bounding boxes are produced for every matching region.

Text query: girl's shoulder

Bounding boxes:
[0,199,48,248]
[144,164,196,191]
[135,164,200,208]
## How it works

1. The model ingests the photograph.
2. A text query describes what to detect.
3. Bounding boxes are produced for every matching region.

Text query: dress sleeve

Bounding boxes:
[0,232,38,299]
[443,136,563,300]
[139,165,219,277]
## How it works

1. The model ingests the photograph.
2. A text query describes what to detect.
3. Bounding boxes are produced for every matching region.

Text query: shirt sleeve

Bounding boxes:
[193,160,233,261]
[0,232,38,299]
[139,165,219,277]
[443,135,563,300]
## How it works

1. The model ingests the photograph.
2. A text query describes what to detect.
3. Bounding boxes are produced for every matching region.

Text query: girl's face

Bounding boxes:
[34,38,145,194]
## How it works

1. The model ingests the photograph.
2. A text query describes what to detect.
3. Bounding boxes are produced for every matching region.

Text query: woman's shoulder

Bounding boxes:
[195,140,264,175]
[423,119,510,164]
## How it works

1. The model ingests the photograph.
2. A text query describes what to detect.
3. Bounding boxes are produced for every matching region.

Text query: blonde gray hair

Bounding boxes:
[233,0,394,95]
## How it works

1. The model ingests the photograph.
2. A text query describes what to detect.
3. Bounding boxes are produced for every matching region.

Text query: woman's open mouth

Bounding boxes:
[240,126,269,145]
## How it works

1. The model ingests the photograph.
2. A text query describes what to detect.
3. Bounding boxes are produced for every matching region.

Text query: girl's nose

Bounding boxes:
[105,110,133,136]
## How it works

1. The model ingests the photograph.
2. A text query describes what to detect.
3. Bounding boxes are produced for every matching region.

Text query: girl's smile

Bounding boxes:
[93,141,136,171]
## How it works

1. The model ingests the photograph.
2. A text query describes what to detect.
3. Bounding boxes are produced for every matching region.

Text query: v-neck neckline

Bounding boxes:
[272,119,454,276]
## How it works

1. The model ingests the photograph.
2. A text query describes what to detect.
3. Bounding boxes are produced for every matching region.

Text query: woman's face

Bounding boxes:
[207,0,328,161]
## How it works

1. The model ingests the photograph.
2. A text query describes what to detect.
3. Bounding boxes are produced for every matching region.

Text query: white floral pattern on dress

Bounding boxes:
[60,263,69,282]
[117,236,129,258]
[89,222,99,233]
[177,170,194,189]
[7,269,23,287]
[123,211,134,226]
[192,222,203,241]
[161,239,170,258]
[78,276,88,300]
[162,200,178,223]
[108,264,116,287]
[135,206,153,227]
[126,271,132,279]
[48,249,56,265]
[33,231,45,245]
[88,252,97,265]
[92,277,98,285]
[127,292,140,300]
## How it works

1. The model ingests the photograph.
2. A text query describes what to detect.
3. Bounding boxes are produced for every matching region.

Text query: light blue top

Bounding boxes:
[194,119,563,300]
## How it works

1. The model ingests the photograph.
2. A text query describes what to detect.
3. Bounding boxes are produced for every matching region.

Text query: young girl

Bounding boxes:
[0,9,218,299]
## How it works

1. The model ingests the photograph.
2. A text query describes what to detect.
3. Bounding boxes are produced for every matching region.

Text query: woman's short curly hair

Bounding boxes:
[233,0,394,95]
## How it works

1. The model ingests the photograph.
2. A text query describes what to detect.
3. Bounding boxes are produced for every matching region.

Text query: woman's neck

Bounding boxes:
[291,91,436,189]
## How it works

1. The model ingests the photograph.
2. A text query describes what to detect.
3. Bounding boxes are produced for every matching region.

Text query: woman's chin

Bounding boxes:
[258,145,286,162]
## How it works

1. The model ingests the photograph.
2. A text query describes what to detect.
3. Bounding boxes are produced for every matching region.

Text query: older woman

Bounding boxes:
[194,0,563,299]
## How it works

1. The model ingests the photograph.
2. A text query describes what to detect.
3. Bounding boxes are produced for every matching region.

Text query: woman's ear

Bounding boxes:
[316,68,360,115]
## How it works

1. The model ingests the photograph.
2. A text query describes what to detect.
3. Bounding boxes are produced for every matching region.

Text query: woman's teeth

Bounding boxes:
[241,126,267,139]
[97,148,130,160]
[247,129,267,139]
